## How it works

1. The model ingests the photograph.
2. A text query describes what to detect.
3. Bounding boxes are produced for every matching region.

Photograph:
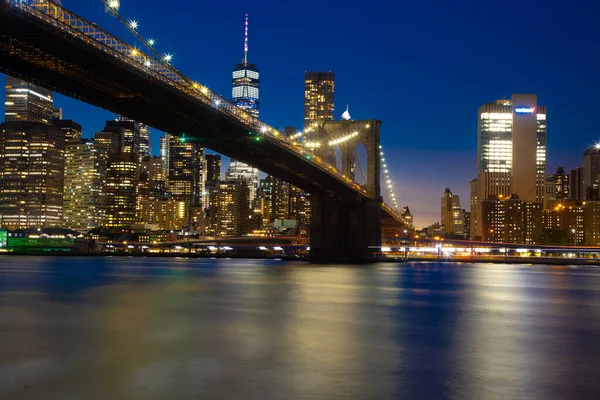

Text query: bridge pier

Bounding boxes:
[309,195,382,263]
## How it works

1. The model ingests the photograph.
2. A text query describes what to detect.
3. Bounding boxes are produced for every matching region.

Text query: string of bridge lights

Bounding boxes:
[102,0,174,65]
[380,145,399,212]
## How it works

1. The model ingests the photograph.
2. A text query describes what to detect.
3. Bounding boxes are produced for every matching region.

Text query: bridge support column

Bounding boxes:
[309,195,382,263]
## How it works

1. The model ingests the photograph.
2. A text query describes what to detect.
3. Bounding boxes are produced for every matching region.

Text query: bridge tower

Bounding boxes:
[309,119,382,262]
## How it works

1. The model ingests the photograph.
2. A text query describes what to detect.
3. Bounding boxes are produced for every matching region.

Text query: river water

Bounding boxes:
[0,256,599,399]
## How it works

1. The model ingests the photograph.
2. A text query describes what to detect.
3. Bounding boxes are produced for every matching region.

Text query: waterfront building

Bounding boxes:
[136,200,188,231]
[63,139,108,232]
[475,94,546,238]
[481,194,542,244]
[542,201,584,246]
[105,153,138,227]
[5,76,53,124]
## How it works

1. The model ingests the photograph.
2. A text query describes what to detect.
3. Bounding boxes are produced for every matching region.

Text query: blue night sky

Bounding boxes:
[1,0,600,226]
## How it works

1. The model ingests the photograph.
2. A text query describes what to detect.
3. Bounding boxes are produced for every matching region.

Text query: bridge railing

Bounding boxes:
[4,0,408,214]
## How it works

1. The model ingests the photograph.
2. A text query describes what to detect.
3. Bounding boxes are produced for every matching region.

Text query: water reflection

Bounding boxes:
[1,257,600,399]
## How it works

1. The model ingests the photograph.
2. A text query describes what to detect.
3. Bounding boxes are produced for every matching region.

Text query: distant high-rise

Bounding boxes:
[583,145,600,200]
[94,130,123,156]
[118,116,150,160]
[54,119,82,145]
[230,15,259,205]
[440,188,457,235]
[166,133,205,228]
[231,14,259,118]
[205,154,222,186]
[105,153,138,227]
[226,161,258,205]
[102,120,140,156]
[475,94,546,238]
[570,166,584,201]
[63,139,108,231]
[549,167,569,201]
[304,72,334,133]
[5,76,53,124]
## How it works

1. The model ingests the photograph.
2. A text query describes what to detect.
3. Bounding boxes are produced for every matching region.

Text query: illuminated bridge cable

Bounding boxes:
[380,145,399,213]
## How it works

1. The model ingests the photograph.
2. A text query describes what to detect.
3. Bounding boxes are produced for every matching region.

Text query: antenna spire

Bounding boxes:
[243,14,249,65]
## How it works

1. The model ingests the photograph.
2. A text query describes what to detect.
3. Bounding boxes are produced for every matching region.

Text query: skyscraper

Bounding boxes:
[166,133,205,228]
[549,167,569,201]
[230,15,260,206]
[304,72,335,134]
[0,121,65,229]
[118,116,150,160]
[570,166,584,201]
[0,77,64,229]
[5,76,53,124]
[105,153,138,227]
[63,139,108,231]
[102,120,140,156]
[475,94,546,238]
[232,14,259,118]
[226,161,258,205]
[215,181,250,237]
[205,154,221,186]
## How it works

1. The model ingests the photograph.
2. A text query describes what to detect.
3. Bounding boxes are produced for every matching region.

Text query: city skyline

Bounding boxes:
[1,0,599,226]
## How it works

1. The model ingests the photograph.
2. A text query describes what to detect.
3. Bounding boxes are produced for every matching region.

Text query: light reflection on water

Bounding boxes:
[0,256,600,399]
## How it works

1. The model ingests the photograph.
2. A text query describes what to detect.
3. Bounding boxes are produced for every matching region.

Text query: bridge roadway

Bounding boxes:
[0,0,412,261]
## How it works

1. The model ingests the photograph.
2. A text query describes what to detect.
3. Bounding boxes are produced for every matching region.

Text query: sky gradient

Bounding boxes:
[2,0,600,227]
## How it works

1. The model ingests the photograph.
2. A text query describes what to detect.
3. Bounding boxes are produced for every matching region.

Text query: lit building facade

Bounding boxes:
[63,139,108,231]
[5,76,53,124]
[118,116,150,160]
[102,120,140,156]
[166,133,205,228]
[215,181,250,237]
[105,153,138,227]
[0,121,65,229]
[137,200,188,231]
[475,94,546,238]
[304,72,335,134]
[481,194,542,244]
[232,14,259,118]
[469,178,478,240]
